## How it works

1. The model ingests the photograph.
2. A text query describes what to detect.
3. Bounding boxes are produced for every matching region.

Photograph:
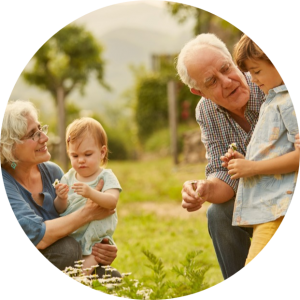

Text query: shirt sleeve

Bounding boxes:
[196,100,239,193]
[102,170,122,193]
[278,96,299,143]
[3,174,46,246]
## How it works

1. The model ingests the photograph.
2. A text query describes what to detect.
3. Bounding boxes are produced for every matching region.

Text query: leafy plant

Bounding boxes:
[64,249,211,299]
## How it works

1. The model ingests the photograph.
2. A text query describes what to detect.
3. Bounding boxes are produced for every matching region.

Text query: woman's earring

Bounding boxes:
[11,162,17,169]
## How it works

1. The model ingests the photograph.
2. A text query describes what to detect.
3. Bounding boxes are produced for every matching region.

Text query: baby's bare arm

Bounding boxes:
[72,182,119,210]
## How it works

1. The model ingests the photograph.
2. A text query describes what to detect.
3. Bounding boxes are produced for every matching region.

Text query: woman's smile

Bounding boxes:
[36,145,48,152]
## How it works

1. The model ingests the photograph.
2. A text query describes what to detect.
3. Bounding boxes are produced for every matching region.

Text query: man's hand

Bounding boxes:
[181,179,211,212]
[92,238,117,265]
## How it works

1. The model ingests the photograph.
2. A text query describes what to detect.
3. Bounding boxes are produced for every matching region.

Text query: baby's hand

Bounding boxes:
[72,182,92,198]
[55,183,69,201]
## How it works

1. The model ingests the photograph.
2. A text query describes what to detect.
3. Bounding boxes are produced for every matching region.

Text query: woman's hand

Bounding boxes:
[92,238,117,265]
[82,179,115,222]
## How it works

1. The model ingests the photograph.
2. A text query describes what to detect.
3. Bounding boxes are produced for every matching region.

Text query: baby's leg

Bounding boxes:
[82,254,98,275]
[245,216,284,265]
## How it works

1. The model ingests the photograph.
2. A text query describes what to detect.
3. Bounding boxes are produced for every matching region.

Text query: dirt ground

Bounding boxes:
[119,201,209,220]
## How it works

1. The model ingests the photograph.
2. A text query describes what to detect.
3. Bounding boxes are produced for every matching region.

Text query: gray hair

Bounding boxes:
[1,100,38,165]
[176,33,232,89]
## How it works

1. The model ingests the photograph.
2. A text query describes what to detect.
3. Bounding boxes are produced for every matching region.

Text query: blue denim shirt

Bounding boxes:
[2,162,63,245]
[233,85,298,226]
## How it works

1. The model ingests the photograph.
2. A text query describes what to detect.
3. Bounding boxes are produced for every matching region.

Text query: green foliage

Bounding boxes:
[171,250,210,296]
[91,113,129,161]
[135,75,169,142]
[22,23,110,169]
[23,24,109,100]
[133,73,199,146]
[165,2,242,51]
[65,249,211,298]
[142,250,169,299]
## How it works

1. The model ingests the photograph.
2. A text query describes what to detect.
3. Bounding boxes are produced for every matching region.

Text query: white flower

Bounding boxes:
[52,179,60,187]
[229,143,237,151]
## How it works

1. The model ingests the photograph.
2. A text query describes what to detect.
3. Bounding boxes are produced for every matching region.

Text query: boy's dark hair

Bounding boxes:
[233,34,272,72]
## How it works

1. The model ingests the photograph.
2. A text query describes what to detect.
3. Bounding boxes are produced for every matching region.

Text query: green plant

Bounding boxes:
[64,249,211,299]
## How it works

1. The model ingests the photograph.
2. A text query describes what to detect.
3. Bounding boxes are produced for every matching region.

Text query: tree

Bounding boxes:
[23,24,109,171]
[165,2,242,51]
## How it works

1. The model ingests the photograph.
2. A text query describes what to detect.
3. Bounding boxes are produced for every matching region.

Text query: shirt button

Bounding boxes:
[286,191,293,194]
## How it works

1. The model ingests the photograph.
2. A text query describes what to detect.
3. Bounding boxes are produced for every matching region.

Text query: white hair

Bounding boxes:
[176,33,232,89]
[1,100,38,164]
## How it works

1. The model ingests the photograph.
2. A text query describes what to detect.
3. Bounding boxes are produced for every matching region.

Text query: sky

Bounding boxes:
[123,0,165,7]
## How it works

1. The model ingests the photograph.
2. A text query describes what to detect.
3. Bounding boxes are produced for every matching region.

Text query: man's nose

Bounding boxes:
[220,74,232,88]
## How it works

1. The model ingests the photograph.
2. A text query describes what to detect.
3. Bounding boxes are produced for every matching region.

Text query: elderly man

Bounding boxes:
[177,33,265,279]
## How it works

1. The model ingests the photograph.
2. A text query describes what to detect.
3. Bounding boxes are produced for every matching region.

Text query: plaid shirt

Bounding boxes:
[196,73,265,193]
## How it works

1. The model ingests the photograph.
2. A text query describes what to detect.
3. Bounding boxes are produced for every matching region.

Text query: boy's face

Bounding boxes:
[244,59,283,95]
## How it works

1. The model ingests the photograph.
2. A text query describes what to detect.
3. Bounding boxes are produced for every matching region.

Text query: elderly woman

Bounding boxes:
[1,100,120,277]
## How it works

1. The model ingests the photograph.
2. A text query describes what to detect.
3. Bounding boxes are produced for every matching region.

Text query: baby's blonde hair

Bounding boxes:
[233,34,272,72]
[66,117,108,165]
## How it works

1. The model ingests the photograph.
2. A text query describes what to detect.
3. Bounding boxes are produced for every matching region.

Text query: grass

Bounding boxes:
[106,156,223,290]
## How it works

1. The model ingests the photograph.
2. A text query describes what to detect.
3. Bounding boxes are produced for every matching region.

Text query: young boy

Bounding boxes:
[221,34,299,265]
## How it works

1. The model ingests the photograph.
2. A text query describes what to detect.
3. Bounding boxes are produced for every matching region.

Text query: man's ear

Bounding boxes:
[190,88,205,97]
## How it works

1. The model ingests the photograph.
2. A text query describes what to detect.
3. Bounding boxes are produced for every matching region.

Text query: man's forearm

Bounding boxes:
[206,177,235,204]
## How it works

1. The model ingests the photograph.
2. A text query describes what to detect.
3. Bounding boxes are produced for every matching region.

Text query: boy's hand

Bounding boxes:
[221,149,245,168]
[72,182,92,198]
[227,159,254,179]
[55,183,69,201]
[295,133,300,149]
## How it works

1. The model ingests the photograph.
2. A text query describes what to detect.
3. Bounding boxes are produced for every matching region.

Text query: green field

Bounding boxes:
[106,157,223,290]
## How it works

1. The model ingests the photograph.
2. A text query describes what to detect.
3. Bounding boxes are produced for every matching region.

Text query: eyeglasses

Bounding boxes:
[24,125,49,142]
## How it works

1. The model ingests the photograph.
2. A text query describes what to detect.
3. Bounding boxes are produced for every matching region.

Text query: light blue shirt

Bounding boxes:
[60,168,122,255]
[233,85,298,226]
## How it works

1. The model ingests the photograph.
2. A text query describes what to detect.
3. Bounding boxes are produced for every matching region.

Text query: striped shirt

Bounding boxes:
[196,73,265,193]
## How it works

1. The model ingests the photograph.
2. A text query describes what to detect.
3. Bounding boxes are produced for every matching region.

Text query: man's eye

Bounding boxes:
[254,70,261,75]
[210,79,217,86]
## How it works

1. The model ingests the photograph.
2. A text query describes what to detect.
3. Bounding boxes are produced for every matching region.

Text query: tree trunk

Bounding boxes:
[167,80,179,165]
[57,86,68,172]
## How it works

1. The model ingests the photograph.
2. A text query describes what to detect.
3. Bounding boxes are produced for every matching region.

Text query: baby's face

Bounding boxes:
[244,59,283,95]
[68,135,105,180]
